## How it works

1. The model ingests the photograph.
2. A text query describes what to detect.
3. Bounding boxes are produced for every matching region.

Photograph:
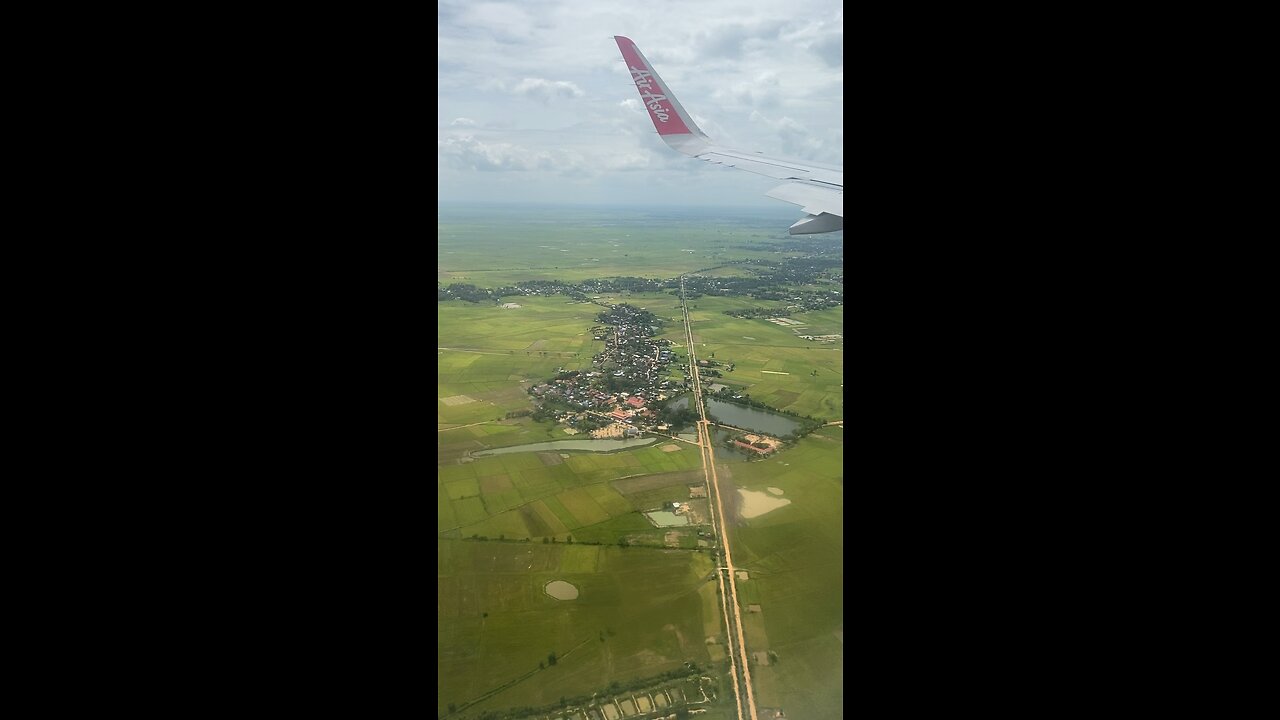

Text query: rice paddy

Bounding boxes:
[439,206,842,719]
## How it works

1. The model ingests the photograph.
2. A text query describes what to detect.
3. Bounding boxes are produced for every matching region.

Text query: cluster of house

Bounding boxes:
[528,304,691,437]
[591,392,661,439]
[531,378,670,415]
[591,329,678,389]
[731,433,779,455]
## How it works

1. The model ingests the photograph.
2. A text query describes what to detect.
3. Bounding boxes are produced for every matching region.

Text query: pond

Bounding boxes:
[644,510,690,527]
[470,437,658,457]
[668,396,804,436]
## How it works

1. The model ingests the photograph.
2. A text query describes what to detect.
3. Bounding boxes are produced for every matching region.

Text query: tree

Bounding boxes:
[548,651,557,666]
[567,535,573,543]
[448,703,457,713]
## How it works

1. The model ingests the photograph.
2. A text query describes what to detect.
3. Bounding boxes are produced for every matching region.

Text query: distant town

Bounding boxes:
[516,303,811,456]
[438,249,843,326]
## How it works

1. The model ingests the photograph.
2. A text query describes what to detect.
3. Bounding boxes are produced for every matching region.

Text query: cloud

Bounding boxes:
[747,110,839,162]
[450,1,538,44]
[438,135,555,172]
[696,21,787,60]
[810,33,842,68]
[437,0,844,205]
[779,13,843,68]
[713,71,782,107]
[511,78,585,102]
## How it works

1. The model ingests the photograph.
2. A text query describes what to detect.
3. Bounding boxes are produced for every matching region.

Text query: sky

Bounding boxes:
[438,0,843,209]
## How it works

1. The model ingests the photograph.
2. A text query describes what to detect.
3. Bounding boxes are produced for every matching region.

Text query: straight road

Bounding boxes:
[679,277,759,720]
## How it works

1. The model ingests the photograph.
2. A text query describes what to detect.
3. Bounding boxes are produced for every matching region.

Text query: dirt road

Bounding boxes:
[680,277,758,720]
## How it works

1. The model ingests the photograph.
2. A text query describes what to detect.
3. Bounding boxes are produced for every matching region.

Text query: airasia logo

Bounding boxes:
[629,66,671,122]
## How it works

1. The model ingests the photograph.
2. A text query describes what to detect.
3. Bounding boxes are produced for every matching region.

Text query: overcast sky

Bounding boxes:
[438,0,843,209]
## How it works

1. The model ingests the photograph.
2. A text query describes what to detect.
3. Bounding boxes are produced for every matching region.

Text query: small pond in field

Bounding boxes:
[644,510,690,527]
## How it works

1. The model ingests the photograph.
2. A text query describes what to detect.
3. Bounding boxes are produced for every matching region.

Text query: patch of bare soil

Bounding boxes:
[544,580,579,600]
[661,444,681,452]
[737,488,791,519]
[682,499,711,525]
[664,531,682,548]
[538,452,564,466]
[753,651,771,666]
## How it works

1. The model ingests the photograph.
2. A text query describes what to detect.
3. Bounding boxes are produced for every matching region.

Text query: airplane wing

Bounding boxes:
[614,35,843,235]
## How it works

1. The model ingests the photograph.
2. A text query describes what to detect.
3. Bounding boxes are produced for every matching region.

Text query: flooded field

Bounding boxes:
[644,510,690,527]
[737,488,792,519]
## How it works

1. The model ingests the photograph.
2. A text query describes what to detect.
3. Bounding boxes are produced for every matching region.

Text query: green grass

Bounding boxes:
[679,299,844,421]
[623,483,698,511]
[720,428,844,718]
[567,512,658,545]
[438,539,717,717]
[556,487,611,526]
[445,478,480,500]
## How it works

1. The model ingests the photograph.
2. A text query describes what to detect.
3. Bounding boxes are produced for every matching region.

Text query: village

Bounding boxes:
[526,304,783,458]
[527,304,688,438]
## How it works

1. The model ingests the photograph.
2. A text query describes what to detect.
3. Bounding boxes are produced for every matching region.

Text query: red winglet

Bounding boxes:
[614,36,694,136]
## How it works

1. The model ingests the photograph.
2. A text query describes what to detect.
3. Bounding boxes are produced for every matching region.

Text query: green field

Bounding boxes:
[721,425,845,718]
[439,205,811,287]
[440,206,842,720]
[439,440,705,542]
[438,539,717,717]
[438,295,607,428]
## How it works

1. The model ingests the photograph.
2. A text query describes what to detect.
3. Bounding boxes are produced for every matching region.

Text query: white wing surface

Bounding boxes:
[614,35,843,235]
